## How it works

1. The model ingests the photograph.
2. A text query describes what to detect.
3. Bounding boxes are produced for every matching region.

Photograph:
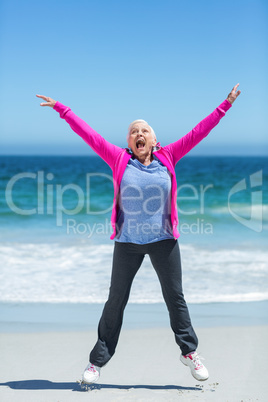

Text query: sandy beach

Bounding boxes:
[1,324,267,401]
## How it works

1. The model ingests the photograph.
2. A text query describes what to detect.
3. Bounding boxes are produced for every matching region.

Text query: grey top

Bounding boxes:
[114,154,174,244]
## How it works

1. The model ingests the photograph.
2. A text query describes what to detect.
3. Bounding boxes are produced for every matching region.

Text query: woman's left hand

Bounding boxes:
[227,83,241,104]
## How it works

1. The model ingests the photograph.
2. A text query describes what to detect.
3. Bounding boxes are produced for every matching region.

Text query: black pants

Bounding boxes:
[90,239,198,367]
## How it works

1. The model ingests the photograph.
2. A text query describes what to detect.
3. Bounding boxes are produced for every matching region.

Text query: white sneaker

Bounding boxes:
[82,362,101,384]
[180,351,209,381]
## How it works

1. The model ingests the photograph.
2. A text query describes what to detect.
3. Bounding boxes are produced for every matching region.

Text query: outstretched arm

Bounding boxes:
[164,84,241,165]
[36,94,123,169]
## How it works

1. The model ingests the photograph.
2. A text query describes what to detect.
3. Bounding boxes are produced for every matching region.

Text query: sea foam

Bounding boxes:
[1,241,267,304]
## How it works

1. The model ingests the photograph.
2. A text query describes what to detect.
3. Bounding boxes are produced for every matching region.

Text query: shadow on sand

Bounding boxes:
[0,379,202,392]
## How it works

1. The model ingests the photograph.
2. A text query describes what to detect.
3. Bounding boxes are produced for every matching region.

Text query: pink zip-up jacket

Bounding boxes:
[53,99,232,240]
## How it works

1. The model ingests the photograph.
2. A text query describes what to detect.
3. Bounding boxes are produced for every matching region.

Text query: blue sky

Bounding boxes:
[0,0,267,155]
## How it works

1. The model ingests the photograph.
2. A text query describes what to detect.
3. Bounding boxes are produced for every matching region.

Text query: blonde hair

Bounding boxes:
[127,119,156,142]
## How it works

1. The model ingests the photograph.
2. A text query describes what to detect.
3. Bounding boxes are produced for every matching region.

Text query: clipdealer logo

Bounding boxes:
[5,172,114,226]
[228,170,263,232]
[4,169,264,234]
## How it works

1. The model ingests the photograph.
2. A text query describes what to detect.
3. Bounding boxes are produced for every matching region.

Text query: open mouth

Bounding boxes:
[136,138,145,149]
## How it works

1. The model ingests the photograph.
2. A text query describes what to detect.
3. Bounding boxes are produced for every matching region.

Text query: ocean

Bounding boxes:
[0,155,267,307]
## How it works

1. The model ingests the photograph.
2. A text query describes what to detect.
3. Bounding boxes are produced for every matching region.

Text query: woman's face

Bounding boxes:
[127,122,157,158]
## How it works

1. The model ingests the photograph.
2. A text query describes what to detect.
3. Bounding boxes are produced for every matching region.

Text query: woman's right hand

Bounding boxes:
[36,94,57,108]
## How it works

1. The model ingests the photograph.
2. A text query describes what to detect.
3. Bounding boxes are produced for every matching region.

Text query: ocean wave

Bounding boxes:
[207,203,268,219]
[0,242,267,304]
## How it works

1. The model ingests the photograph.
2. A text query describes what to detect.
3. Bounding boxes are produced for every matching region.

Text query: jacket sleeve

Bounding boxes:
[163,99,232,166]
[53,101,123,169]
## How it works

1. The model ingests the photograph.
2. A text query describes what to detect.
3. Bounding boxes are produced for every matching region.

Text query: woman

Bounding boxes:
[36,84,241,383]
